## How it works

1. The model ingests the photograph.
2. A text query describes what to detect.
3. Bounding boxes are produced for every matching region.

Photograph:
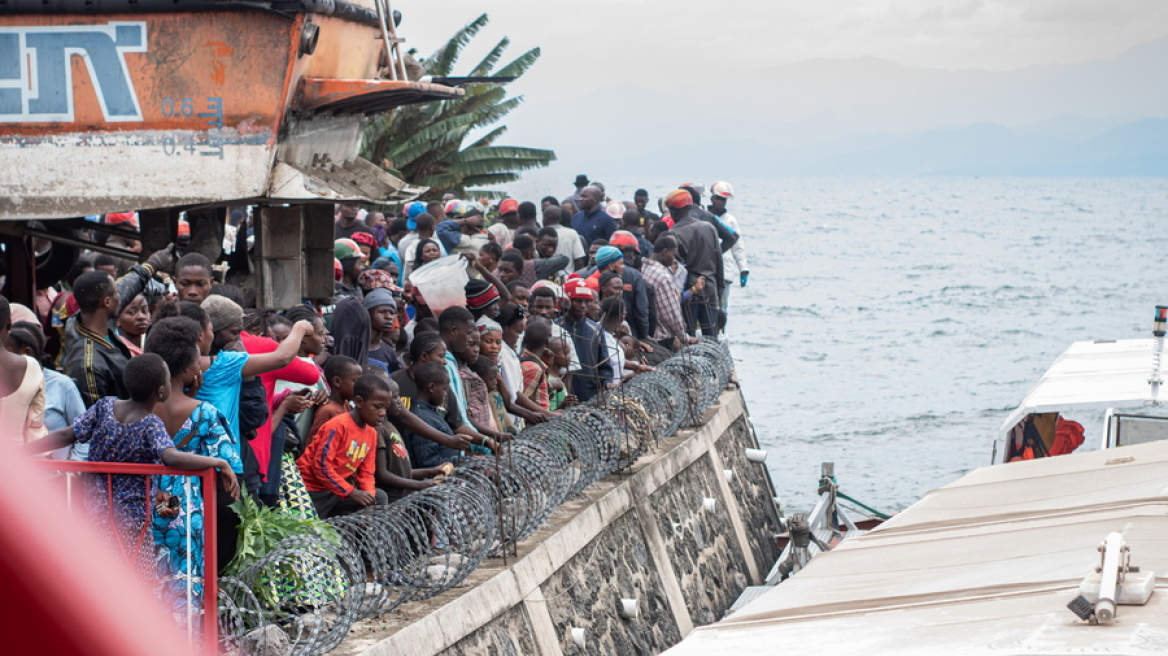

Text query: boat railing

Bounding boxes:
[31,460,219,654]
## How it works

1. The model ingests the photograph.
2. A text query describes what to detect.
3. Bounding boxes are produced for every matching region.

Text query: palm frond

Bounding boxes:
[470,37,510,77]
[428,13,489,76]
[360,14,554,200]
[495,47,541,80]
[467,126,508,149]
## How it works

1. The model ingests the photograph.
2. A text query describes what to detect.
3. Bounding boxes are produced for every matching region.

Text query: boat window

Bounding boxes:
[1109,413,1168,448]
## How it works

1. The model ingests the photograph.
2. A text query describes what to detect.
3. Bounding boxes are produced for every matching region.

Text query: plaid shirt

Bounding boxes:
[641,259,687,342]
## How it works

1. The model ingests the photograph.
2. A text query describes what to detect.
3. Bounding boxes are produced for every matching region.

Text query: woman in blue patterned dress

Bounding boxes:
[23,353,239,587]
[146,318,244,616]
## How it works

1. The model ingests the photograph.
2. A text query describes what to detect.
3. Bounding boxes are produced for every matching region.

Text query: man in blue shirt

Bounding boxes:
[571,186,616,247]
[437,305,477,426]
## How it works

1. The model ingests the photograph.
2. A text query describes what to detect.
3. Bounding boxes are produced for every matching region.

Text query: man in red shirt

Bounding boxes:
[298,374,392,518]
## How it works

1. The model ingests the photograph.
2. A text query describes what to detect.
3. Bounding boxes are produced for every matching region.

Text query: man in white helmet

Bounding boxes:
[708,181,749,317]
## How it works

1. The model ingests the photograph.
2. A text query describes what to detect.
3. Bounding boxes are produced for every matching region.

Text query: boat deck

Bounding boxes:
[666,440,1168,655]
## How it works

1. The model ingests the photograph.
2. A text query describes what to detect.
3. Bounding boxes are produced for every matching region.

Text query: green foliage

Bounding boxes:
[224,494,340,577]
[362,13,556,200]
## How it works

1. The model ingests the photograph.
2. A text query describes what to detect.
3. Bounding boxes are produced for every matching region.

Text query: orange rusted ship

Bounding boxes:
[0,0,462,305]
[0,0,461,218]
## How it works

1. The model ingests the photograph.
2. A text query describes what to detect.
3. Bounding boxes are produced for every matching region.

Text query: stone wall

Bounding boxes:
[649,457,750,627]
[437,605,537,656]
[339,389,778,656]
[715,416,782,578]
[541,510,682,655]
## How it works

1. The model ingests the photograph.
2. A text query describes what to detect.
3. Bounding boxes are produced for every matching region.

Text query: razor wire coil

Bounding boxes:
[219,344,734,655]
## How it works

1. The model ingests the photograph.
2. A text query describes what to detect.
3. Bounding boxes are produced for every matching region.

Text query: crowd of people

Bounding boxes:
[1,174,749,613]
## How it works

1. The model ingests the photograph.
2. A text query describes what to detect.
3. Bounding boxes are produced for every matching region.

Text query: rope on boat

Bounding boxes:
[835,491,891,520]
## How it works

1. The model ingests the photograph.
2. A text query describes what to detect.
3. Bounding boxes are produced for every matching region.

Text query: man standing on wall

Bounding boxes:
[707,181,749,319]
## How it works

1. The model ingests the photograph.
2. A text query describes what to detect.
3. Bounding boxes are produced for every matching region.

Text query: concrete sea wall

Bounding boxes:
[335,388,779,656]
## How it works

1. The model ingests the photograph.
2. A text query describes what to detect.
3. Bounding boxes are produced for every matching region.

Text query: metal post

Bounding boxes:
[302,204,336,304]
[201,467,219,654]
[257,205,306,309]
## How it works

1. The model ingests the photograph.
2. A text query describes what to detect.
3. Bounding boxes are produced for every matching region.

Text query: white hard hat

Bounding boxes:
[709,180,734,199]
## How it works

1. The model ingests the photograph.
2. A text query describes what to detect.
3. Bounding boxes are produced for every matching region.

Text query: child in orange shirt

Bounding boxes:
[306,355,364,445]
[297,374,391,519]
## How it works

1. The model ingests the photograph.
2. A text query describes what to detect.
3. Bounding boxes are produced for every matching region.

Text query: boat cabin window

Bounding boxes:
[1106,412,1168,449]
[1007,412,1085,461]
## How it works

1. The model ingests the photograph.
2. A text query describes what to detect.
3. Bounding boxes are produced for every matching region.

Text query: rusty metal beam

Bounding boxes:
[295,78,463,115]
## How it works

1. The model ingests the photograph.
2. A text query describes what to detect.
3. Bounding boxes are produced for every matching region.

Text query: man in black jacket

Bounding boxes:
[681,184,739,256]
[557,278,612,402]
[62,271,131,407]
[665,189,723,337]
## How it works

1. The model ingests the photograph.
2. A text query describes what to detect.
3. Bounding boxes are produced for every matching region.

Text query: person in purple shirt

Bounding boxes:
[571,186,617,246]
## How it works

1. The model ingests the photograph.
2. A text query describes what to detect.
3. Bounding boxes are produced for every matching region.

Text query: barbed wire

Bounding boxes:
[218,341,734,654]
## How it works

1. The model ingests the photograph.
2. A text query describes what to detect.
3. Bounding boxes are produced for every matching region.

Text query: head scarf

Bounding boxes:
[406,201,426,230]
[202,294,244,332]
[594,245,624,268]
[358,269,396,293]
[351,231,378,250]
[10,303,37,325]
[330,297,371,365]
[476,316,502,335]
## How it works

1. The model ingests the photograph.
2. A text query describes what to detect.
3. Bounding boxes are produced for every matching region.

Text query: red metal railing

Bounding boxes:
[33,461,218,655]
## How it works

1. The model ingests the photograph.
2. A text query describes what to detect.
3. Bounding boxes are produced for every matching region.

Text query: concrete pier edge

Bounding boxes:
[337,387,779,656]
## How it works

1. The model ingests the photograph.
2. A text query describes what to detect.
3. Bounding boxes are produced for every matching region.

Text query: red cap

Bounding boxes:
[564,278,596,300]
[664,189,693,209]
[499,199,519,215]
[608,231,638,249]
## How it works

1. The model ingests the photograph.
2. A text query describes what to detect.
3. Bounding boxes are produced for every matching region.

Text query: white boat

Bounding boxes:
[664,307,1168,655]
[993,306,1168,463]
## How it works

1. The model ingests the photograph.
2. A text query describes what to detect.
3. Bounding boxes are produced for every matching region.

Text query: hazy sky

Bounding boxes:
[396,1,1168,188]
[402,0,1168,101]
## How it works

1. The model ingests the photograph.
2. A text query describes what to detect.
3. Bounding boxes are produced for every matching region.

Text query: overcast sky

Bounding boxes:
[402,0,1168,101]
[397,1,1168,189]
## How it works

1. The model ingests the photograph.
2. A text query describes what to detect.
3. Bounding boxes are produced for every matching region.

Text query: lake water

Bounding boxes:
[716,177,1168,515]
[512,176,1168,516]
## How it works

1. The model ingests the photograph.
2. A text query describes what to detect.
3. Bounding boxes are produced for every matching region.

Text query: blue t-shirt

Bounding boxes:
[196,350,250,440]
[443,351,469,425]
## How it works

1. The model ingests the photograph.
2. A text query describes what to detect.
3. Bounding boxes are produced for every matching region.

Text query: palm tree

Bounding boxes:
[362,14,555,200]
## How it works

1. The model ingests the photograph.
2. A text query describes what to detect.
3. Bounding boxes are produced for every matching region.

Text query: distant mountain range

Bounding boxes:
[507,36,1168,179]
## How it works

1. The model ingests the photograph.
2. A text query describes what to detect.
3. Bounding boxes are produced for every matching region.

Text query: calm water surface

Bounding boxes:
[516,176,1168,515]
[719,177,1168,514]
